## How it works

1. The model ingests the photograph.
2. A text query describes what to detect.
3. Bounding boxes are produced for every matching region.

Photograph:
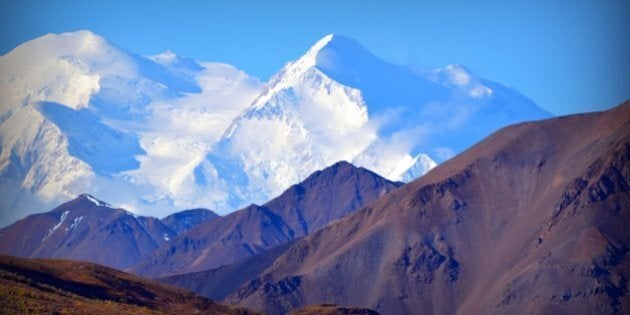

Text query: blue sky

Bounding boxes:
[1,0,628,115]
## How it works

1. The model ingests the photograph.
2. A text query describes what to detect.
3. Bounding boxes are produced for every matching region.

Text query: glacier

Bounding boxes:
[0,31,550,226]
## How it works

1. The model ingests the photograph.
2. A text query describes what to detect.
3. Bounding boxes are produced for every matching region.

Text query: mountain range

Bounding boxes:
[0,102,627,314]
[132,161,401,277]
[0,161,400,275]
[0,194,217,270]
[0,30,549,226]
[2,29,626,315]
[164,102,629,314]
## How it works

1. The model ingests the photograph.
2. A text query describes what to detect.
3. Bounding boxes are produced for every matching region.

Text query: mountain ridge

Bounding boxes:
[131,161,402,277]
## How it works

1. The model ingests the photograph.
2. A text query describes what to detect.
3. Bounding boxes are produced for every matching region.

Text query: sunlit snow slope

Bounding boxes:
[0,31,549,225]
[205,34,550,207]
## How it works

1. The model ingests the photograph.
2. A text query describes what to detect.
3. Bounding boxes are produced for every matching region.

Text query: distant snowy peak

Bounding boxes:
[226,34,371,139]
[1,30,124,69]
[245,34,363,111]
[286,33,335,72]
[0,31,551,226]
[214,32,549,210]
[214,35,379,206]
[0,30,265,226]
[0,30,113,111]
[313,34,381,72]
[0,30,207,116]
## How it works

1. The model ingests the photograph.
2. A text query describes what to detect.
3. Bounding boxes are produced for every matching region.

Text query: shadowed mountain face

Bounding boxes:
[0,194,176,270]
[132,161,402,277]
[0,255,255,314]
[185,102,628,314]
[161,208,220,234]
[159,241,296,301]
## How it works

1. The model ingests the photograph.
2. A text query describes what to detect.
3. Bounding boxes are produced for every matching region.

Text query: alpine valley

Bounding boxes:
[0,31,549,226]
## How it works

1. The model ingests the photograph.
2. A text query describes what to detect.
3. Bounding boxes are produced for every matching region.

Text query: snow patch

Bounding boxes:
[85,195,110,207]
[65,215,84,232]
[163,233,170,242]
[42,210,69,241]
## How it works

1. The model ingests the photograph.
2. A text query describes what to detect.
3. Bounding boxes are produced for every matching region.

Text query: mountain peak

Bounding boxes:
[37,30,112,54]
[280,34,370,75]
[298,34,371,68]
[300,160,362,184]
[329,160,353,169]
[76,193,110,207]
[308,34,363,52]
[62,29,103,42]
[308,33,335,52]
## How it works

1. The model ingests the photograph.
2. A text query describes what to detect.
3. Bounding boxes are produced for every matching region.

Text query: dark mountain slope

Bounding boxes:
[159,241,295,301]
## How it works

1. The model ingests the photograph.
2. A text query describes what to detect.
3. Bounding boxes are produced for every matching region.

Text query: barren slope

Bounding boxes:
[0,255,256,314]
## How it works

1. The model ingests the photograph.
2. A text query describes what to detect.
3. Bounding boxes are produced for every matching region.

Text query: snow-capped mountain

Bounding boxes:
[0,31,550,226]
[201,34,550,207]
[0,31,262,225]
